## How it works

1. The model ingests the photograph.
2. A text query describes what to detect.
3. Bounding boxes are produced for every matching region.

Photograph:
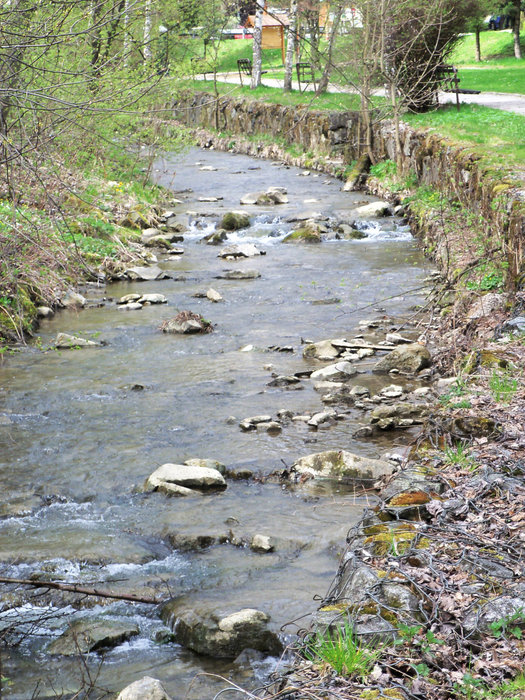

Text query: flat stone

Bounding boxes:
[138,294,167,305]
[54,333,99,349]
[125,266,170,281]
[310,362,357,382]
[118,302,143,310]
[293,450,393,482]
[308,410,336,427]
[118,294,142,304]
[353,201,391,218]
[48,619,139,655]
[144,463,226,492]
[219,244,264,259]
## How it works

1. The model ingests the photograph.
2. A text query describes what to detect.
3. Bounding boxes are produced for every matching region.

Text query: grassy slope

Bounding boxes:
[451,30,525,94]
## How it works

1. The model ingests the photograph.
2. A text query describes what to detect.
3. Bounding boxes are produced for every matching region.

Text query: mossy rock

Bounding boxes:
[364,526,418,556]
[360,688,405,699]
[387,491,432,507]
[220,212,250,231]
[283,228,322,244]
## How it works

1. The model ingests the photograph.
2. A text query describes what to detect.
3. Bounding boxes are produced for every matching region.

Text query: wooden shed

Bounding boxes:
[245,12,289,63]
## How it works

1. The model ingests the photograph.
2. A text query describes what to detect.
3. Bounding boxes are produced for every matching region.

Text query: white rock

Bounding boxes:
[118,302,143,310]
[353,201,391,218]
[386,332,411,344]
[61,290,86,308]
[199,165,217,171]
[357,348,375,359]
[250,535,274,553]
[310,362,357,381]
[116,676,172,700]
[138,294,167,305]
[206,288,223,302]
[379,384,404,398]
[219,243,264,258]
[308,410,336,427]
[118,294,141,304]
[36,306,54,318]
[145,463,226,492]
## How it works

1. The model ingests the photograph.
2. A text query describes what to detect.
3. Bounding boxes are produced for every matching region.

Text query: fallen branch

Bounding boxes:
[0,577,162,605]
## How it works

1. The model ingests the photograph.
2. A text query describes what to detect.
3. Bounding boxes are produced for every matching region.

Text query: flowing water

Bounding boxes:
[0,148,432,699]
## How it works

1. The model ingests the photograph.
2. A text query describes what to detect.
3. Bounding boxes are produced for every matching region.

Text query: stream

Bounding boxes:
[0,148,433,699]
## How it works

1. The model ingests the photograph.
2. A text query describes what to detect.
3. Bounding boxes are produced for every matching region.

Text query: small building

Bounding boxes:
[245,12,289,63]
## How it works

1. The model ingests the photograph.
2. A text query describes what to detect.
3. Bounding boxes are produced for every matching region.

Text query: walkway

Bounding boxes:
[199,72,525,117]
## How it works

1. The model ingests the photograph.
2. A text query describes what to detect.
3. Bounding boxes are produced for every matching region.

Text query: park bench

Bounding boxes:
[296,62,316,93]
[436,64,480,110]
[237,58,268,86]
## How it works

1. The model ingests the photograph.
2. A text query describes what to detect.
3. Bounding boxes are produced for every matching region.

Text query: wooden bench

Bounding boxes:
[296,62,316,93]
[436,64,480,111]
[237,58,268,86]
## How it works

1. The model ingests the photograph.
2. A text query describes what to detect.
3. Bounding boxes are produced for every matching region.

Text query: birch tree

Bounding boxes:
[251,0,264,88]
[284,0,298,92]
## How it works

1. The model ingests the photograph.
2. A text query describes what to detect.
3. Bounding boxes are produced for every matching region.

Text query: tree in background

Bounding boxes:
[466,0,498,61]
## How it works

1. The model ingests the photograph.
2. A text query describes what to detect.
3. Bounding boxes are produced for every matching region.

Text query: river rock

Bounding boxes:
[293,450,393,482]
[36,306,54,318]
[373,343,431,373]
[250,535,274,553]
[48,619,139,655]
[303,339,343,360]
[218,270,261,280]
[385,332,411,344]
[144,463,226,493]
[203,230,228,245]
[143,235,172,249]
[218,243,265,259]
[118,294,141,304]
[60,290,86,308]
[308,410,336,427]
[125,266,170,281]
[310,362,357,382]
[167,606,282,658]
[116,676,172,700]
[370,403,429,430]
[353,201,391,218]
[138,294,168,305]
[141,227,162,240]
[160,312,211,334]
[283,227,321,244]
[220,212,250,231]
[118,302,143,311]
[184,458,227,476]
[54,333,99,349]
[206,288,223,302]
[379,384,404,398]
[239,415,272,431]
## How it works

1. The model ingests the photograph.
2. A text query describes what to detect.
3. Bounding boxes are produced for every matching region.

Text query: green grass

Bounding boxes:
[451,30,525,64]
[303,621,381,679]
[403,104,525,168]
[188,79,387,112]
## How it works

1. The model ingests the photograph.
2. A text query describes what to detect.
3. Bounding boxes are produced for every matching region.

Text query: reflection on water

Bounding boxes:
[0,148,431,699]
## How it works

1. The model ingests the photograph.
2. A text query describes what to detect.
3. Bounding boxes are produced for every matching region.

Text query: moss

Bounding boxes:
[360,690,405,699]
[492,183,512,195]
[282,228,321,243]
[364,524,389,536]
[364,527,418,556]
[318,603,350,613]
[388,491,431,507]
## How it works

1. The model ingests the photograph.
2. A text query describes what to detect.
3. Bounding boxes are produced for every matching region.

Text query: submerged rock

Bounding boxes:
[218,270,261,280]
[293,450,393,482]
[48,619,139,655]
[116,676,172,700]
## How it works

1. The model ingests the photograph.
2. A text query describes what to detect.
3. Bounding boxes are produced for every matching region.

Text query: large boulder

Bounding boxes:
[144,463,226,494]
[48,619,139,656]
[293,450,393,482]
[373,343,431,373]
[220,212,250,231]
[116,677,172,700]
[164,606,282,658]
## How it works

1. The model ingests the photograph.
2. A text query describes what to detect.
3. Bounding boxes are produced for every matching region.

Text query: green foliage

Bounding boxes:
[489,608,524,640]
[451,28,525,67]
[466,261,508,291]
[369,159,398,178]
[443,441,477,470]
[303,621,381,679]
[453,672,525,699]
[439,377,471,408]
[489,368,519,403]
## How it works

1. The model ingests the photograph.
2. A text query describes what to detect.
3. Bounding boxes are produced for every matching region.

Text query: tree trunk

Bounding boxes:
[475,28,481,62]
[250,0,264,89]
[284,0,298,91]
[316,0,343,94]
[143,0,152,62]
[123,0,130,66]
[514,0,522,59]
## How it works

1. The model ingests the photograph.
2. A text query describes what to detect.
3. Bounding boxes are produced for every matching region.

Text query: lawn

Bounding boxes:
[403,103,525,169]
[450,30,525,94]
